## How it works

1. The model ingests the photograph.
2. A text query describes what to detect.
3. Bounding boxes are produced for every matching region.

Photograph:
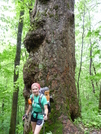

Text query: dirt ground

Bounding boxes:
[63,119,101,134]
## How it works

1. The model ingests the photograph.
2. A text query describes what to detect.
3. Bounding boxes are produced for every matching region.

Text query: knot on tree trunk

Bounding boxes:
[24,19,46,53]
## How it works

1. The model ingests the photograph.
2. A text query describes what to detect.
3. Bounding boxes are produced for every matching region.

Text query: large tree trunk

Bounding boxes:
[9,8,24,134]
[23,0,80,133]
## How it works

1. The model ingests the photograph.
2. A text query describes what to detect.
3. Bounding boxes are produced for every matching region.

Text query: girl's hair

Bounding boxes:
[31,83,40,90]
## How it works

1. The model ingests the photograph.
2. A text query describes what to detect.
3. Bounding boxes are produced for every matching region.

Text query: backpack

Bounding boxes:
[39,87,51,113]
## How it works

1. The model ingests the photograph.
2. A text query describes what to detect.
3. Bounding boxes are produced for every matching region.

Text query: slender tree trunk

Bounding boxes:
[89,43,95,93]
[89,12,95,93]
[99,84,101,110]
[92,63,98,88]
[77,2,85,104]
[2,99,4,131]
[9,7,24,134]
[23,0,80,133]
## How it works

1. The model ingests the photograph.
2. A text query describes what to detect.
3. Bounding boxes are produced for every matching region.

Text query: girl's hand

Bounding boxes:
[22,114,27,121]
[43,114,48,120]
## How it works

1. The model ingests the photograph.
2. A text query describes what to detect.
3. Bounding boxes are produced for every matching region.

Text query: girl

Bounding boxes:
[23,83,48,134]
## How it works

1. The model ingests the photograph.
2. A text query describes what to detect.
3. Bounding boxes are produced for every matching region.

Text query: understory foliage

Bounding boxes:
[0,0,101,133]
[0,0,28,133]
[75,0,101,130]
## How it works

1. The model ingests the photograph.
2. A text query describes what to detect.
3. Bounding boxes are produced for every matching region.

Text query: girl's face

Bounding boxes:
[31,85,39,96]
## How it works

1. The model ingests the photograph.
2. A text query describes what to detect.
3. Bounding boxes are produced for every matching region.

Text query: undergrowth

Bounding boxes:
[74,87,101,129]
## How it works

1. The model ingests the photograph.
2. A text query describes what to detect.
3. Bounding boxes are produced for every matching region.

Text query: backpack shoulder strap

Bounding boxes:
[39,94,44,114]
[31,94,34,103]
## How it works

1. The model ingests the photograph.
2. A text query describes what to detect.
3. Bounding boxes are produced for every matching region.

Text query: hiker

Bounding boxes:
[23,83,48,134]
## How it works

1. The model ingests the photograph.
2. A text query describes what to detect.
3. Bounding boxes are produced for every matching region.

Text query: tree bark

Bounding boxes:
[23,0,80,133]
[9,7,24,134]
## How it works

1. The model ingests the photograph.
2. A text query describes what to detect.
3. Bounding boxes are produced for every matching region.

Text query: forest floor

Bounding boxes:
[77,123,101,134]
[63,119,101,134]
[89,130,101,134]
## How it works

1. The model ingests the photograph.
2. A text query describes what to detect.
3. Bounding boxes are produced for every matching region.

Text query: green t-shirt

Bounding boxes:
[30,94,47,119]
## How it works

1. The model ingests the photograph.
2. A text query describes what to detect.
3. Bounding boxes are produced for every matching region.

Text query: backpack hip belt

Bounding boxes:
[32,111,43,119]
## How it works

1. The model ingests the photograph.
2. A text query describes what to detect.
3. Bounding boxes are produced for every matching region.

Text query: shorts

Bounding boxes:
[31,114,44,126]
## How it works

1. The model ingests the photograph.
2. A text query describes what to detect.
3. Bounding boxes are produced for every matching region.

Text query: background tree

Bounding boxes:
[75,0,101,130]
[9,1,24,133]
[0,1,16,133]
[23,0,80,133]
[99,84,101,110]
[77,0,85,106]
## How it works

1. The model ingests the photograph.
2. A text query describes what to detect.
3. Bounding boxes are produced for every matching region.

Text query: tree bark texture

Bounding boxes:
[9,9,24,134]
[23,0,80,133]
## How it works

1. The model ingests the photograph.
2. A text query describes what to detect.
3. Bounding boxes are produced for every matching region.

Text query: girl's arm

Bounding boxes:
[22,105,32,120]
[44,104,48,120]
[26,105,32,115]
